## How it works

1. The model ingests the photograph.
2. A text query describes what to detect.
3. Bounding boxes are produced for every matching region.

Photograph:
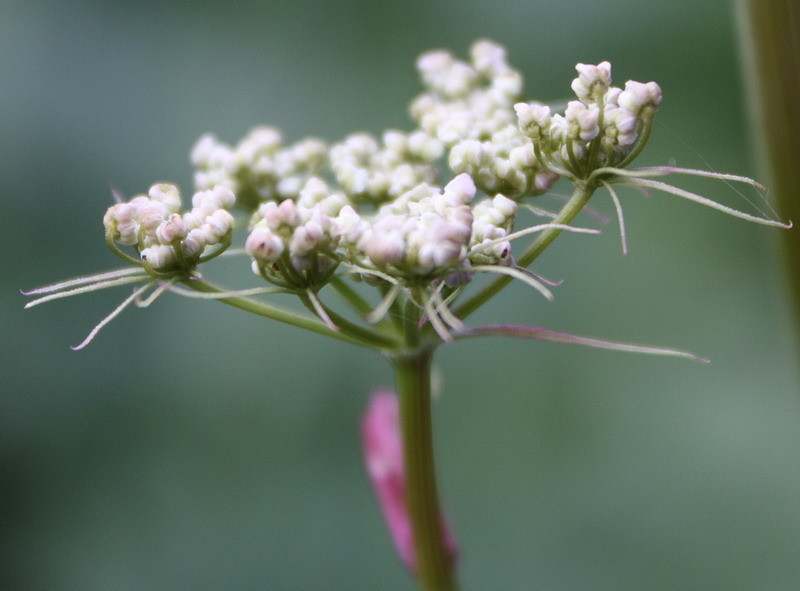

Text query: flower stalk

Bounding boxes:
[737,0,800,337]
[393,347,458,591]
[455,180,596,320]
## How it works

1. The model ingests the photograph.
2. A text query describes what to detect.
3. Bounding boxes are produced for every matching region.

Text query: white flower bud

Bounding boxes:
[201,209,234,244]
[238,126,282,162]
[139,201,169,235]
[290,223,322,256]
[509,143,535,169]
[192,186,235,210]
[531,171,558,193]
[382,130,408,155]
[298,177,331,206]
[182,228,207,258]
[571,61,612,102]
[362,216,406,266]
[156,213,187,244]
[604,107,638,148]
[113,218,140,246]
[491,72,523,101]
[334,205,368,244]
[443,173,476,205]
[190,134,218,167]
[276,199,301,227]
[276,176,304,197]
[246,226,284,262]
[140,244,175,270]
[471,39,508,76]
[515,102,551,139]
[407,130,444,161]
[564,101,600,141]
[617,80,663,114]
[417,50,452,77]
[148,183,182,212]
[493,193,517,218]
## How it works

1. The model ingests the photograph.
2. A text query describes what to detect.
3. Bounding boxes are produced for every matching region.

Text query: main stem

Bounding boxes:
[393,347,457,591]
[736,0,800,343]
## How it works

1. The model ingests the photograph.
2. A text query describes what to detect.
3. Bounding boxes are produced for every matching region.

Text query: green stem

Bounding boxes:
[454,181,596,320]
[393,347,457,591]
[185,279,394,351]
[299,292,399,350]
[330,276,374,316]
[330,276,401,335]
[736,0,800,339]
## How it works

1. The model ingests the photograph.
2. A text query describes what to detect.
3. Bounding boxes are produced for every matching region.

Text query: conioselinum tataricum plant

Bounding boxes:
[24,41,790,590]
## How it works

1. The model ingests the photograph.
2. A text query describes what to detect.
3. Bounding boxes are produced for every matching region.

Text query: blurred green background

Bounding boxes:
[4,1,800,589]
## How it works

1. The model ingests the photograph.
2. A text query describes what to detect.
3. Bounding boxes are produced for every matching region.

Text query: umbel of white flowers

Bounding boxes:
[24,39,788,350]
[103,184,236,274]
[515,61,663,180]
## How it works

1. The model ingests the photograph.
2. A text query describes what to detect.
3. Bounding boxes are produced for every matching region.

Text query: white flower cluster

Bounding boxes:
[191,126,327,210]
[329,131,443,204]
[410,39,557,197]
[183,46,665,306]
[357,174,476,277]
[515,61,662,179]
[469,193,517,265]
[243,172,510,287]
[103,184,235,272]
[245,177,352,289]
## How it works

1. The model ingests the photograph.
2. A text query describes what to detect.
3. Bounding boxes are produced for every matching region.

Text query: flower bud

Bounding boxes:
[156,213,187,244]
[515,102,551,139]
[618,80,663,115]
[246,227,284,263]
[148,183,182,212]
[140,244,175,270]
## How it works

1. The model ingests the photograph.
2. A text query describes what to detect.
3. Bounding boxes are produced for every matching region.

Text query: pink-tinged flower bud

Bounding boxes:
[246,227,284,263]
[277,199,302,227]
[156,213,187,244]
[362,390,457,573]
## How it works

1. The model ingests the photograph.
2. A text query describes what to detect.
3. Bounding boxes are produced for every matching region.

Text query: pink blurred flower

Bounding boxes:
[362,390,457,573]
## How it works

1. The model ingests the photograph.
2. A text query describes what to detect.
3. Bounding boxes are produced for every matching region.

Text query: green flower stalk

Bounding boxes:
[737,0,800,339]
[23,40,790,590]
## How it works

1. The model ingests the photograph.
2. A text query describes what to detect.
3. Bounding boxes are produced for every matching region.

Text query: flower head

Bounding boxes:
[104,184,235,275]
[25,40,789,352]
[516,61,663,180]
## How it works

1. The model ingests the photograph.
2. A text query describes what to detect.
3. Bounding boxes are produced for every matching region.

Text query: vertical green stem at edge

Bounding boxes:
[393,348,458,591]
[736,0,800,338]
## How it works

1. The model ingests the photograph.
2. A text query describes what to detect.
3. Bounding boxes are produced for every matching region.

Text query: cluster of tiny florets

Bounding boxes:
[103,184,235,273]
[191,126,327,210]
[409,39,558,197]
[356,174,475,277]
[37,37,790,355]
[329,130,443,204]
[99,43,669,325]
[105,45,664,300]
[469,193,517,265]
[515,61,662,179]
[245,177,350,289]
[243,172,511,288]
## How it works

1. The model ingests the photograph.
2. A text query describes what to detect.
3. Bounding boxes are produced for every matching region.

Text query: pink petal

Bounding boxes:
[362,390,457,573]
